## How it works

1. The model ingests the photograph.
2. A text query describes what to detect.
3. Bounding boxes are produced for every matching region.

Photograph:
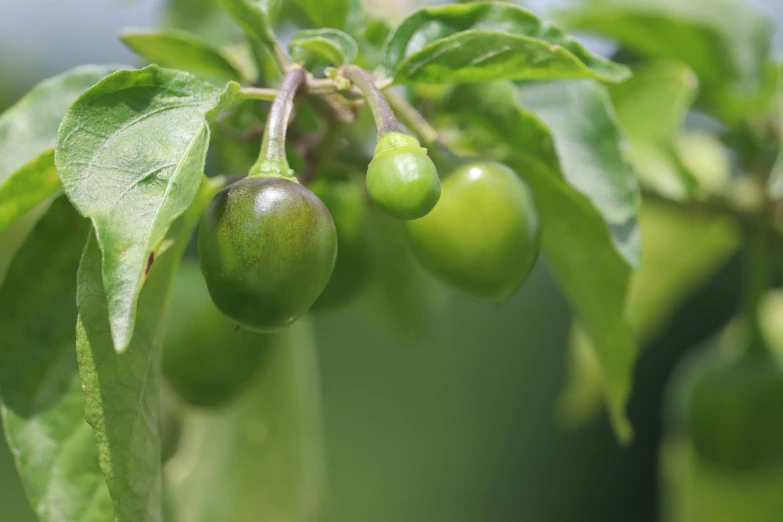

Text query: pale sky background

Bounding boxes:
[0,0,781,88]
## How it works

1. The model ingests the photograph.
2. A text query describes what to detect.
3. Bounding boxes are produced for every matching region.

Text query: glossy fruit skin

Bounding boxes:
[162,262,272,407]
[308,177,370,311]
[687,355,783,473]
[198,176,337,331]
[406,161,539,302]
[366,132,440,220]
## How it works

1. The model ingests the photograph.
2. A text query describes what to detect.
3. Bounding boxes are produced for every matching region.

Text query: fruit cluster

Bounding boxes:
[168,65,541,406]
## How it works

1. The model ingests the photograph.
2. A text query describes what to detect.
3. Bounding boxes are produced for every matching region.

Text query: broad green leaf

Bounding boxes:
[611,61,698,144]
[517,80,641,266]
[559,204,738,428]
[0,65,122,233]
[382,3,630,85]
[166,319,326,522]
[0,197,112,522]
[560,0,774,123]
[163,0,239,46]
[610,61,700,200]
[289,29,358,66]
[75,178,221,522]
[0,151,59,232]
[0,200,54,285]
[56,65,239,352]
[443,81,638,442]
[215,0,280,46]
[120,29,243,83]
[290,0,356,30]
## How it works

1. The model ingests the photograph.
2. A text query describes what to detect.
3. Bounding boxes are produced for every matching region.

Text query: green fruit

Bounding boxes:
[199,176,337,331]
[687,354,783,473]
[406,161,539,302]
[366,132,440,220]
[309,177,371,310]
[163,262,273,407]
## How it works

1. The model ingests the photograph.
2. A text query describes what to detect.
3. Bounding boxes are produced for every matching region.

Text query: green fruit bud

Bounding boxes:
[162,262,272,407]
[366,132,440,220]
[308,177,371,311]
[687,354,783,473]
[198,177,337,331]
[406,161,539,302]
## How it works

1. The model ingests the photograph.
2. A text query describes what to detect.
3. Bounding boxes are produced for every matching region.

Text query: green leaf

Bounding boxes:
[120,29,243,83]
[56,65,239,352]
[382,3,630,85]
[559,204,738,428]
[0,65,122,233]
[0,197,112,522]
[215,0,280,46]
[443,81,639,442]
[516,80,641,266]
[290,0,356,30]
[289,29,358,66]
[166,319,326,522]
[0,200,53,285]
[163,0,239,46]
[75,177,221,522]
[610,61,701,200]
[0,151,59,232]
[559,0,774,123]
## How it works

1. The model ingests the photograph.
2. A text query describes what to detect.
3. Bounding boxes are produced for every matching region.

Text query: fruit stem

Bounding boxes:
[235,87,279,102]
[742,216,771,358]
[341,65,401,139]
[384,88,464,173]
[250,66,306,178]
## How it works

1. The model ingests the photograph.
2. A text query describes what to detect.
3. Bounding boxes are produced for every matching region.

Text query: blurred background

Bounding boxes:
[0,1,781,522]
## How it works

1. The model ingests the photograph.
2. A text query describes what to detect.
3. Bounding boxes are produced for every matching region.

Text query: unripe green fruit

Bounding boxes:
[163,262,272,407]
[366,132,440,220]
[687,355,783,473]
[309,177,371,310]
[198,176,337,331]
[406,161,539,302]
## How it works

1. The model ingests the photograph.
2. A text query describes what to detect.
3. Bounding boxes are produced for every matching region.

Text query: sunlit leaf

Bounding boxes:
[56,65,238,351]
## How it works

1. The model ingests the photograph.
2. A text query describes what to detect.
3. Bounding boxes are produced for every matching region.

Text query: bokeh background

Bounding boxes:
[0,1,781,521]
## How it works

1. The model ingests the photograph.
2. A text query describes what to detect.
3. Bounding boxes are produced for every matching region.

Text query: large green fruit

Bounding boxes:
[366,132,440,220]
[199,176,337,331]
[406,161,539,302]
[687,354,783,473]
[309,177,371,310]
[163,262,273,407]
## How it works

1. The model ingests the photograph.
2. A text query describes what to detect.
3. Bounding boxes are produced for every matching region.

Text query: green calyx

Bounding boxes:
[367,132,441,220]
[198,176,337,332]
[249,157,297,179]
[406,161,540,302]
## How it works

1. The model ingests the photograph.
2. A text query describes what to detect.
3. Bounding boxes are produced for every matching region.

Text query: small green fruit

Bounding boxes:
[366,132,440,220]
[198,176,337,331]
[163,262,272,407]
[406,161,539,302]
[309,177,371,310]
[687,355,783,473]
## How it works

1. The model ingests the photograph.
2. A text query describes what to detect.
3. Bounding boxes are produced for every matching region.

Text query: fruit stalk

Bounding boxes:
[384,88,462,173]
[250,65,306,178]
[341,65,401,138]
